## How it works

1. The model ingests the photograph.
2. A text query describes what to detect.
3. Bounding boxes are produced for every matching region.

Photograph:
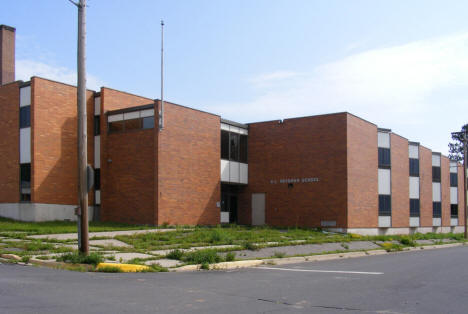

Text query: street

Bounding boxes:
[1,246,468,313]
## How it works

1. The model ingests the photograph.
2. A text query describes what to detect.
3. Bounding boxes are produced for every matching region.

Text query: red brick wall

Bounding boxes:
[346,114,378,228]
[458,162,465,226]
[419,146,433,227]
[31,77,95,205]
[102,130,155,224]
[390,134,409,227]
[0,81,20,202]
[157,102,220,225]
[99,87,154,224]
[441,156,451,226]
[239,113,348,228]
[0,25,15,85]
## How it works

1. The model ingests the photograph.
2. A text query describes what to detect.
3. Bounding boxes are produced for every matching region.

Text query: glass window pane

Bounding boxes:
[229,133,239,161]
[451,204,458,218]
[94,169,100,190]
[221,131,229,160]
[378,195,391,216]
[94,116,100,135]
[409,158,419,177]
[109,120,124,133]
[378,148,391,168]
[142,116,154,129]
[20,106,31,128]
[432,167,441,182]
[239,135,248,163]
[450,173,458,187]
[125,118,142,131]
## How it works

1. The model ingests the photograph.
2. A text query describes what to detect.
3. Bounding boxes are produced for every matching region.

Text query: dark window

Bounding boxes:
[239,135,248,163]
[378,195,391,216]
[108,120,125,133]
[409,158,419,177]
[433,202,442,218]
[221,131,229,160]
[450,173,458,187]
[20,106,31,128]
[20,163,31,202]
[229,133,239,162]
[94,116,100,135]
[378,148,391,168]
[124,118,142,131]
[432,166,441,182]
[142,116,154,129]
[94,169,100,190]
[410,199,420,217]
[451,204,458,218]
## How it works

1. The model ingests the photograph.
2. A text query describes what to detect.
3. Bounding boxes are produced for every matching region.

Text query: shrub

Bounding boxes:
[200,262,210,270]
[243,242,258,251]
[21,256,30,263]
[399,237,415,246]
[166,249,184,260]
[183,249,222,265]
[225,252,236,262]
[57,252,104,266]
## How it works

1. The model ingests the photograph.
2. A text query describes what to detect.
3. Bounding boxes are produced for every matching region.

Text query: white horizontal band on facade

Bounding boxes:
[221,123,248,135]
[20,127,31,164]
[409,177,420,199]
[378,216,391,228]
[94,135,100,169]
[432,154,441,167]
[94,97,101,116]
[432,183,441,202]
[0,203,94,222]
[409,144,419,159]
[108,109,155,122]
[377,131,390,148]
[450,161,458,173]
[220,160,248,184]
[20,86,31,107]
[328,226,464,236]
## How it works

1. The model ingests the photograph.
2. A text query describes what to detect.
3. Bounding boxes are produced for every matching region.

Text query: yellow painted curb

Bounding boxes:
[96,262,150,272]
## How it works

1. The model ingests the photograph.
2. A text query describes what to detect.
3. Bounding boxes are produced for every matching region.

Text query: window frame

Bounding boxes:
[20,105,31,129]
[409,199,420,217]
[409,158,419,177]
[378,147,391,168]
[378,195,391,216]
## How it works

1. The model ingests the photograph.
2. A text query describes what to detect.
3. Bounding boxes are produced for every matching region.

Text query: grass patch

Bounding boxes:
[225,251,236,261]
[380,242,403,252]
[166,249,184,260]
[0,217,155,235]
[56,252,104,266]
[97,265,123,273]
[182,249,223,265]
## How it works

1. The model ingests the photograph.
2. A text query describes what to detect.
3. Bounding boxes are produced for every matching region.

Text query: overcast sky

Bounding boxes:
[2,0,467,154]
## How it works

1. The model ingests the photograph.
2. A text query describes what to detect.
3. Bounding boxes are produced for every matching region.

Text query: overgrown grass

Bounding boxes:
[0,217,155,235]
[56,252,104,266]
[97,265,123,273]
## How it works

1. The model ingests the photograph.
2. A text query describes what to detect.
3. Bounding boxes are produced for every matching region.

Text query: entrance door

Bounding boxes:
[251,193,265,226]
[221,184,239,224]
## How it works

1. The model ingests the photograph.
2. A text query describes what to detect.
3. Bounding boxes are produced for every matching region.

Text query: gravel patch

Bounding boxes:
[109,253,154,263]
[232,242,346,259]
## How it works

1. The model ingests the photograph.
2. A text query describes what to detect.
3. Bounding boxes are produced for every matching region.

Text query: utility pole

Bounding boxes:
[69,0,89,254]
[464,131,467,239]
[159,20,164,130]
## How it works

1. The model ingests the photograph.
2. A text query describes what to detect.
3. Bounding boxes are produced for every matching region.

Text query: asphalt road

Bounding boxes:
[1,246,468,314]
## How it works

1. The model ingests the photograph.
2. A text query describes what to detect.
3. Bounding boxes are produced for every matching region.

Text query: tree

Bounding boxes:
[449,123,467,239]
[449,124,468,162]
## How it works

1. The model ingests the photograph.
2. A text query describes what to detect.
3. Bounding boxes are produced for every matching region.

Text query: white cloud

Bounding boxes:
[16,59,104,91]
[216,32,468,154]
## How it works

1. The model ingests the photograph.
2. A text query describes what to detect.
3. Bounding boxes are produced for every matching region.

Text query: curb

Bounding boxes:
[172,242,466,272]
[2,242,465,273]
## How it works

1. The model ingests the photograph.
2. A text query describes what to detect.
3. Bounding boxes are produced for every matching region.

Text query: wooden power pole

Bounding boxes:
[70,0,89,254]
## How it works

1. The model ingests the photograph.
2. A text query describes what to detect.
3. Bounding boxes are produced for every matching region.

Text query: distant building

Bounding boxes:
[0,25,465,234]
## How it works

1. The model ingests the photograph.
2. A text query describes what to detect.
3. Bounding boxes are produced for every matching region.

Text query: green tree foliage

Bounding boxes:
[448,124,468,162]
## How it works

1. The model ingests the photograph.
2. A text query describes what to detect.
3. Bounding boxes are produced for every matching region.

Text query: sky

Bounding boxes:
[2,0,468,154]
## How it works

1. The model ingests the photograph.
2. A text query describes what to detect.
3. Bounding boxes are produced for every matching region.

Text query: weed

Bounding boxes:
[200,262,210,270]
[21,256,30,263]
[146,264,169,272]
[399,237,415,246]
[166,249,184,260]
[57,252,104,266]
[341,243,350,249]
[380,242,403,252]
[97,265,123,273]
[225,252,236,262]
[243,242,259,251]
[107,255,116,261]
[183,249,222,264]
